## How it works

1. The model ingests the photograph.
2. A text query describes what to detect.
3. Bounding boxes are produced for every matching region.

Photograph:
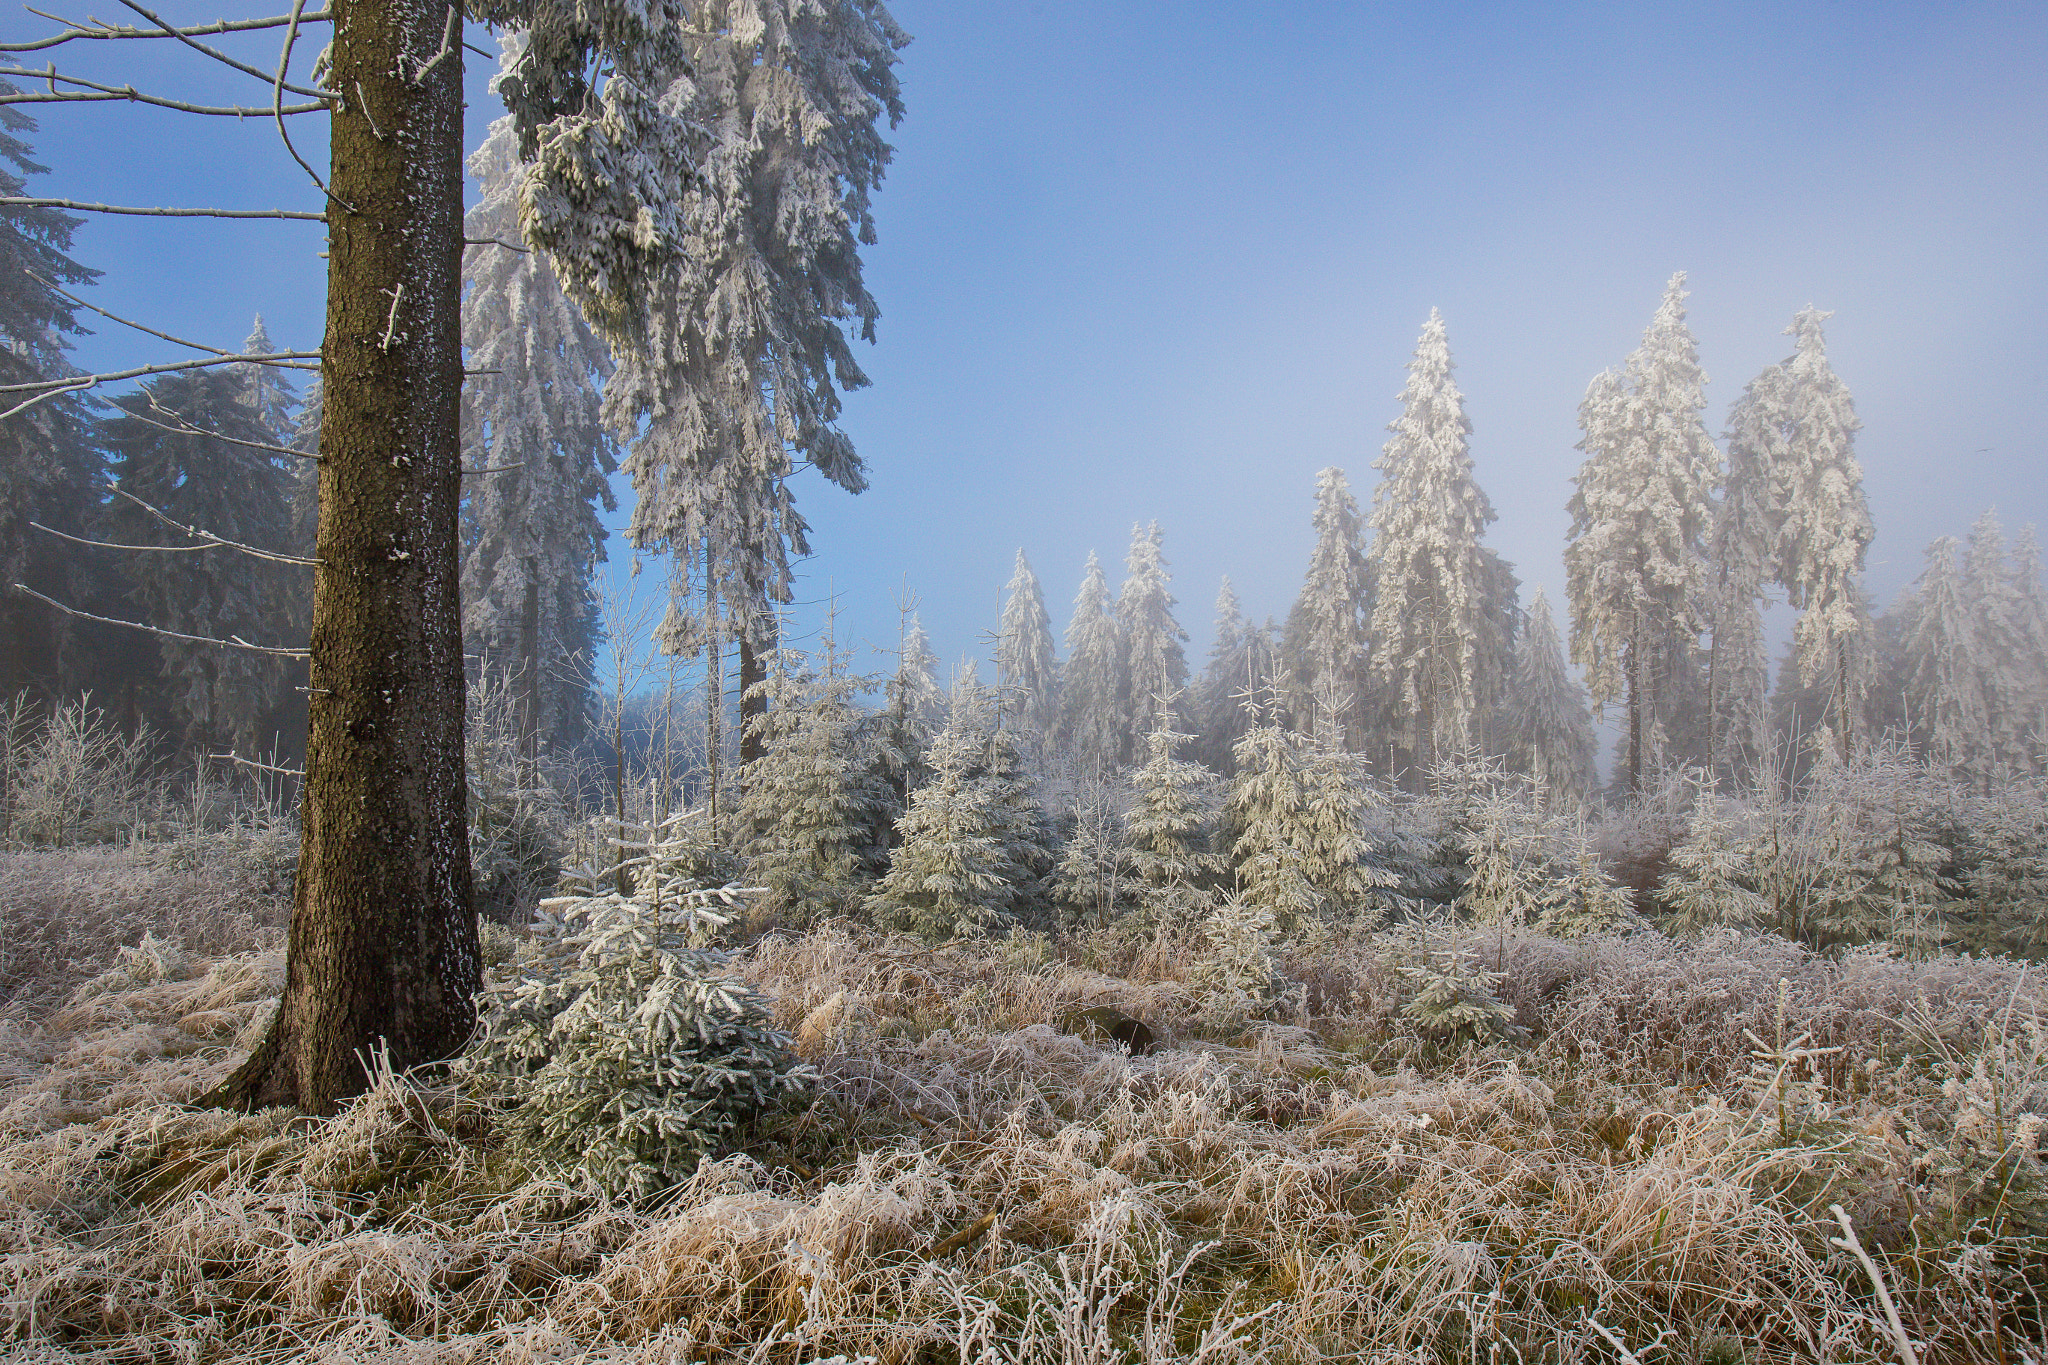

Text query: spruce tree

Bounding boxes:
[1225,715,1387,931]
[0,84,105,702]
[1770,309,1875,759]
[1126,720,1224,932]
[98,370,301,755]
[1058,552,1124,774]
[1564,273,1719,794]
[997,549,1060,740]
[1367,310,1514,769]
[1282,467,1373,749]
[2010,525,2048,767]
[1903,536,1991,779]
[1707,372,1784,776]
[1964,510,2034,774]
[1507,588,1596,803]
[460,103,619,755]
[1116,522,1188,759]
[1190,578,1274,775]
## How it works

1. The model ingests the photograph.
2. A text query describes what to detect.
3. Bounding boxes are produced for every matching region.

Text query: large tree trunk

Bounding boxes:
[208,0,475,1115]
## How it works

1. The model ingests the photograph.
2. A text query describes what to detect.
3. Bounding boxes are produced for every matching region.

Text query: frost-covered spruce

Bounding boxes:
[1368,310,1515,767]
[1964,510,2035,775]
[1226,720,1389,931]
[1903,536,1992,778]
[737,650,896,923]
[1282,467,1373,745]
[1506,588,1595,803]
[1767,309,1875,757]
[1535,840,1636,937]
[463,886,811,1199]
[1564,273,1719,793]
[1058,552,1125,774]
[2010,525,2048,765]
[98,369,300,755]
[1189,578,1276,775]
[1657,785,1767,935]
[998,549,1060,740]
[1051,775,1136,930]
[460,98,619,752]
[868,678,1043,941]
[883,613,943,803]
[1709,366,1786,775]
[1117,523,1189,757]
[545,1,907,671]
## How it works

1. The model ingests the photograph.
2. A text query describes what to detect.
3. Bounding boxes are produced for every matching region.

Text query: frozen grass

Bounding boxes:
[1,891,2046,1363]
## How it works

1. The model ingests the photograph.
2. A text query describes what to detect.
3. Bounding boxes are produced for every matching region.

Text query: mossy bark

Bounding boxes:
[208,0,476,1114]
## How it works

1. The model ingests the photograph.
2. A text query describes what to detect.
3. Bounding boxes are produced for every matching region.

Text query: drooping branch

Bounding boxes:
[0,66,328,115]
[0,197,324,219]
[1,8,332,52]
[35,271,289,358]
[11,584,311,656]
[271,0,340,205]
[135,392,318,461]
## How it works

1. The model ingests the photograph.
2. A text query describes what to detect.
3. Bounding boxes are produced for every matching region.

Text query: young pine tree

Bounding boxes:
[1117,522,1188,758]
[1282,467,1373,748]
[1564,273,1719,794]
[1904,536,1993,780]
[997,549,1060,741]
[1964,510,2036,775]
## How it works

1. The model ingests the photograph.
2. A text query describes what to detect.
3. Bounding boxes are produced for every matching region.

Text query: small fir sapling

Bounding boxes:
[462,885,812,1198]
[1536,834,1637,938]
[1051,776,1138,931]
[1396,945,1527,1046]
[1191,894,1283,1022]
[1657,778,1769,936]
[1281,467,1373,743]
[1125,720,1225,926]
[1226,714,1393,932]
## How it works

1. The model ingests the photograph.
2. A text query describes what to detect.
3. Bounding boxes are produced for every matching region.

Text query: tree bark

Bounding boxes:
[207,0,475,1115]
[738,619,771,769]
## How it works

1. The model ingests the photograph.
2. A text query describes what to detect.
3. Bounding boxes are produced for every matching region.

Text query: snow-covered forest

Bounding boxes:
[2,2,2047,1362]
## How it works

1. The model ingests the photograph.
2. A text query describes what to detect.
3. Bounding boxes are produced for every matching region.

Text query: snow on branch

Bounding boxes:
[0,197,323,220]
[1,7,332,53]
[11,584,310,657]
[101,484,320,565]
[111,0,334,99]
[0,66,328,115]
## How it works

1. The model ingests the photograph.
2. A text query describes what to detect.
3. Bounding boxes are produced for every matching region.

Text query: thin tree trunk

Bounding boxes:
[207,0,474,1115]
[738,619,770,770]
[520,559,539,774]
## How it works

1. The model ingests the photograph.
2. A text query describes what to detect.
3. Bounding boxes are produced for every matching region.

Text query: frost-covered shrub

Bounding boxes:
[1191,894,1283,1024]
[463,885,813,1198]
[466,670,576,922]
[1396,946,1527,1047]
[1,692,161,847]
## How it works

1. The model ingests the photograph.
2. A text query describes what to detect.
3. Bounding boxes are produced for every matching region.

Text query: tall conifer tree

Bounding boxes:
[1903,536,1991,778]
[1564,273,1719,793]
[1058,553,1123,773]
[1283,467,1373,748]
[1116,522,1188,759]
[997,549,1059,739]
[1508,587,1596,803]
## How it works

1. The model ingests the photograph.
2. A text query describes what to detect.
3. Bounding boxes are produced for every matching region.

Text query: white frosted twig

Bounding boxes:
[12,584,310,657]
[137,390,317,462]
[0,197,323,219]
[1829,1205,1919,1365]
[0,65,328,115]
[212,751,305,778]
[1587,1318,1669,1365]
[272,0,339,205]
[103,484,320,565]
[379,282,405,350]
[411,6,457,83]
[1,8,332,52]
[112,0,333,98]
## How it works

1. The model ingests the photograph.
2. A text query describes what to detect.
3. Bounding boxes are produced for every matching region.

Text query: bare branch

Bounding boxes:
[463,235,529,253]
[378,282,404,350]
[212,751,304,778]
[0,9,332,53]
[33,519,227,554]
[34,270,252,356]
[272,0,342,207]
[0,378,92,422]
[135,391,318,461]
[0,351,320,402]
[0,197,323,220]
[465,463,527,475]
[102,484,320,565]
[11,584,310,657]
[411,5,456,83]
[113,0,333,99]
[0,65,327,115]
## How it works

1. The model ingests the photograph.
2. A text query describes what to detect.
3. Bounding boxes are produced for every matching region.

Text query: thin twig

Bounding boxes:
[379,282,404,350]
[411,5,456,83]
[0,351,319,397]
[32,520,227,554]
[11,584,309,657]
[0,9,332,52]
[1829,1205,1920,1365]
[135,392,316,462]
[113,0,333,98]
[212,751,304,778]
[0,197,323,220]
[103,484,319,565]
[35,271,241,356]
[463,235,529,253]
[272,0,341,207]
[0,378,92,421]
[0,67,328,115]
[465,462,526,474]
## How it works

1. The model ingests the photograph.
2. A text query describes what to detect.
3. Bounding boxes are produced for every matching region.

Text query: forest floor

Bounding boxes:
[0,842,2044,1363]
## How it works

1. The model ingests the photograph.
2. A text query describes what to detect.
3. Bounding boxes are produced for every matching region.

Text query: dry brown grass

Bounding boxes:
[0,895,2043,1362]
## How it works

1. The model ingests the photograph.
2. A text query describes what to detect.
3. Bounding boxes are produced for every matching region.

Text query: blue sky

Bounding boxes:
[17,1,2048,709]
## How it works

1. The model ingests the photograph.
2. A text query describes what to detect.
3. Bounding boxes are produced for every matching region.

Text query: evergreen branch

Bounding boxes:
[0,351,319,398]
[10,584,310,656]
[112,0,334,99]
[0,66,327,114]
[102,484,320,565]
[1,8,332,52]
[465,462,527,475]
[0,197,323,220]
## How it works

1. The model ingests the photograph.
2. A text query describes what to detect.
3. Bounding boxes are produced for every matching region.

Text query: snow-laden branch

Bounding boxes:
[0,65,328,115]
[1,7,332,53]
[112,0,334,99]
[11,584,311,657]
[0,197,323,220]
[102,484,320,565]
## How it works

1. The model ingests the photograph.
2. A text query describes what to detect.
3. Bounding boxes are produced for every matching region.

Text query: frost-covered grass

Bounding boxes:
[3,852,2046,1363]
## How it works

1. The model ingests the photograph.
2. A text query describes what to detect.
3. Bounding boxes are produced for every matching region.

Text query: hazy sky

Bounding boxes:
[20,1,2048,707]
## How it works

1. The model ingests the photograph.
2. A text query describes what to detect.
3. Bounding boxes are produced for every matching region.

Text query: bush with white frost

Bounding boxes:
[462,884,813,1197]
